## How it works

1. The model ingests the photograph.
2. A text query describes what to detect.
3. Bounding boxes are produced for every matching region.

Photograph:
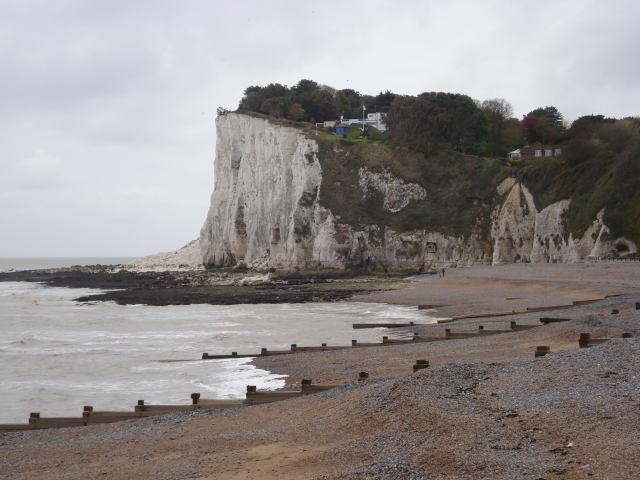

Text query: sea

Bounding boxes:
[0,257,138,272]
[0,259,437,424]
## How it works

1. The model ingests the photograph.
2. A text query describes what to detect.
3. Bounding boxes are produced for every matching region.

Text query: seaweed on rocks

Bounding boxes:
[0,267,407,306]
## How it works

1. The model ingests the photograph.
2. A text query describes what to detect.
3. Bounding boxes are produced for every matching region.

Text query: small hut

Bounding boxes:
[335,123,349,136]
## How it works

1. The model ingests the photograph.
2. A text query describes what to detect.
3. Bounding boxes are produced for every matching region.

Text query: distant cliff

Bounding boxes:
[200,113,637,270]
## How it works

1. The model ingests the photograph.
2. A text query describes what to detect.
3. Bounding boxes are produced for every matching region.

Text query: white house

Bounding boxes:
[507,149,521,159]
[340,112,386,132]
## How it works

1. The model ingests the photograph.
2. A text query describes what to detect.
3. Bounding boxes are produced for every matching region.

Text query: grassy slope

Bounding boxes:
[314,137,502,249]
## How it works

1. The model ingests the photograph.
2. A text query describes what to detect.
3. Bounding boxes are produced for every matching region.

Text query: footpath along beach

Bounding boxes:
[1,262,639,479]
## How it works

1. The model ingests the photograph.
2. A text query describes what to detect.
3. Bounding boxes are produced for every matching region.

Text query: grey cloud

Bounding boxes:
[0,0,638,256]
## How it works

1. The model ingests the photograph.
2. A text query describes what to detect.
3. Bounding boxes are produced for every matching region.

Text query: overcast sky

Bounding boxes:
[1,0,638,257]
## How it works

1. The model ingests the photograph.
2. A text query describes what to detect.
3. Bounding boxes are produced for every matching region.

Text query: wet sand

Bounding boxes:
[2,262,639,479]
[357,262,639,317]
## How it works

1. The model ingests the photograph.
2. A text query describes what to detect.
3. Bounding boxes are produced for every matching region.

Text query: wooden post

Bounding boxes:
[535,346,550,358]
[261,348,267,355]
[612,309,619,314]
[247,385,257,393]
[202,353,208,359]
[636,302,640,310]
[138,400,144,406]
[622,333,633,338]
[83,406,93,412]
[579,333,591,348]
[232,352,238,356]
[413,359,430,372]
[191,393,201,405]
[352,340,357,346]
[30,412,40,418]
[358,372,369,381]
[301,379,312,386]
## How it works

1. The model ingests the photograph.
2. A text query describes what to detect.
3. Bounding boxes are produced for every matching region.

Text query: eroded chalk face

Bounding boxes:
[200,114,636,270]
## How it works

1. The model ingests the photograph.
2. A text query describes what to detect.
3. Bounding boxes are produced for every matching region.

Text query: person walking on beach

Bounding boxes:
[442,267,445,277]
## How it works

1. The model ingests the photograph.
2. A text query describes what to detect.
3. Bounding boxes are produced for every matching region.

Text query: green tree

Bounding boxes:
[375,90,397,113]
[261,97,285,117]
[501,118,525,152]
[311,88,338,123]
[568,114,616,138]
[337,91,352,117]
[527,106,564,127]
[238,83,287,112]
[339,89,362,112]
[522,106,567,144]
[287,103,305,121]
[481,98,514,156]
[385,92,490,154]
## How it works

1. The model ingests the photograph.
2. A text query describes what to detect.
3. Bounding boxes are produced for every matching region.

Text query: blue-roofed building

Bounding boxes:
[335,123,349,136]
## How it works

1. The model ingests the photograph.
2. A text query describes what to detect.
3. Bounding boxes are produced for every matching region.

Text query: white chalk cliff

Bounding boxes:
[491,179,636,264]
[200,114,636,269]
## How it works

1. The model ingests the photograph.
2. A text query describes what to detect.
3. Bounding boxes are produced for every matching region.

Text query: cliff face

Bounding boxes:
[201,114,636,269]
[490,179,635,264]
[200,113,324,268]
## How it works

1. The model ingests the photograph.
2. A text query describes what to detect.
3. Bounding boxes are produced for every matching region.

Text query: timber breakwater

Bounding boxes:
[3,306,635,433]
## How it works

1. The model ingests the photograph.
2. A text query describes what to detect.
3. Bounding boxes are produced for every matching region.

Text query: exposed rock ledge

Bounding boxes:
[199,113,636,270]
[358,167,426,212]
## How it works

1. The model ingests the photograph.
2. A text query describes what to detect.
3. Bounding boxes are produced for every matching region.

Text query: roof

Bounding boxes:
[520,145,563,153]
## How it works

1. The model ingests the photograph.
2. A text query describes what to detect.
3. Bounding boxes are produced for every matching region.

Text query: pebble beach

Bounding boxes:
[2,263,639,479]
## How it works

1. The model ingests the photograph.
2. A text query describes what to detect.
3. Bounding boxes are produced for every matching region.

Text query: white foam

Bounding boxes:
[0,282,436,423]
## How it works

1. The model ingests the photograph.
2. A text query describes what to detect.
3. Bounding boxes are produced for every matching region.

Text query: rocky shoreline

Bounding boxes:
[0,266,410,306]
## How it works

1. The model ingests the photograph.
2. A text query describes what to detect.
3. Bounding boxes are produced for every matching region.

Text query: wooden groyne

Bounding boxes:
[8,303,633,434]
[353,322,420,329]
[200,298,628,362]
[4,324,634,433]
[0,377,353,433]
[435,297,611,323]
[201,320,552,361]
[540,317,572,324]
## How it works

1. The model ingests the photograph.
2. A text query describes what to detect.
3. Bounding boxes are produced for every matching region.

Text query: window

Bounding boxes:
[545,149,552,157]
[535,150,542,157]
[555,149,562,156]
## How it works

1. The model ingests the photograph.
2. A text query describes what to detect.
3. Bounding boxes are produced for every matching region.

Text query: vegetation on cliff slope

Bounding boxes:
[227,80,640,250]
[513,123,640,248]
[315,141,501,248]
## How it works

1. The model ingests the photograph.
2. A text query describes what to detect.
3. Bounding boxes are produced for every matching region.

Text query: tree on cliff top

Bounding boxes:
[236,80,399,124]
[567,114,617,138]
[385,92,490,155]
[481,98,515,156]
[522,106,567,144]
